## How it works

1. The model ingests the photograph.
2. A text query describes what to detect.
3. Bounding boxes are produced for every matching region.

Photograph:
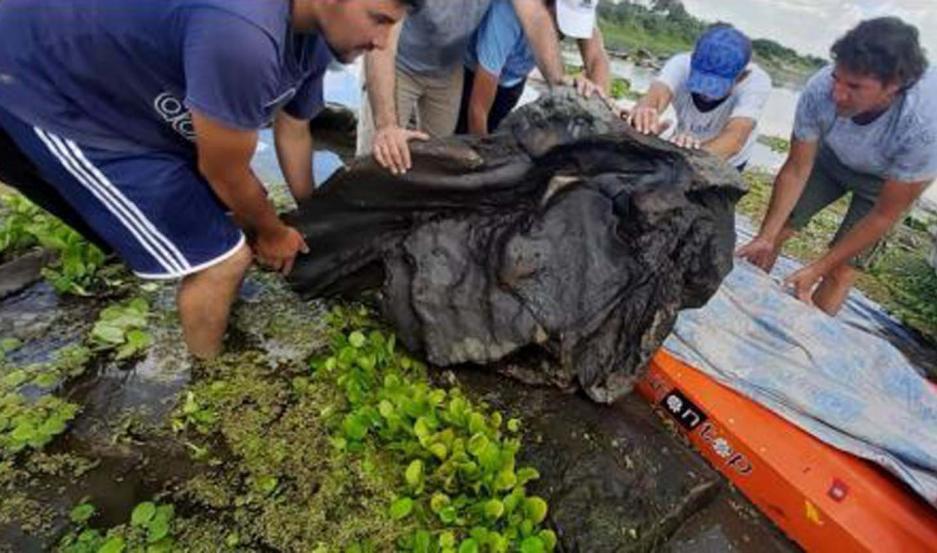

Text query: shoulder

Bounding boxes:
[182,0,288,45]
[742,63,772,91]
[803,65,834,96]
[665,52,693,70]
[480,0,521,31]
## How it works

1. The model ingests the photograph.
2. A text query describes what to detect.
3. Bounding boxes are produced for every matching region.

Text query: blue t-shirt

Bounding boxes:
[465,0,536,88]
[793,65,937,183]
[0,0,332,156]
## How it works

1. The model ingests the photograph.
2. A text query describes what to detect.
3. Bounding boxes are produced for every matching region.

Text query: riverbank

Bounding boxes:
[597,2,825,89]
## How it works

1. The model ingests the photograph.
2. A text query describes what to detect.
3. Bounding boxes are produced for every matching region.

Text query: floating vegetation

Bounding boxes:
[0,193,114,296]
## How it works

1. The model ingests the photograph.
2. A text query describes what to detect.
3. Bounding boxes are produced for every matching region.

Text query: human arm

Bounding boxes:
[576,26,611,95]
[191,111,308,275]
[363,20,428,174]
[694,117,757,158]
[467,67,501,136]
[736,138,818,270]
[785,179,929,302]
[627,81,674,135]
[511,0,565,85]
[274,110,314,201]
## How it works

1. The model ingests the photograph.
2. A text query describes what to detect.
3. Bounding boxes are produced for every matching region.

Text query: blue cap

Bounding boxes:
[687,26,752,99]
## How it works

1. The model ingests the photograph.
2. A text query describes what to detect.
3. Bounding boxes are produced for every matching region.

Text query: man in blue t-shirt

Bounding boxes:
[0,0,420,358]
[737,18,937,316]
[456,0,610,136]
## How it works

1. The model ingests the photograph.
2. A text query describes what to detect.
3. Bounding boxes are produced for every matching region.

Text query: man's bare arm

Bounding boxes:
[274,110,314,202]
[192,110,308,274]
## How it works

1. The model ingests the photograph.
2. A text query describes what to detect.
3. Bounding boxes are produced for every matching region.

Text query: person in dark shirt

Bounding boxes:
[0,0,421,358]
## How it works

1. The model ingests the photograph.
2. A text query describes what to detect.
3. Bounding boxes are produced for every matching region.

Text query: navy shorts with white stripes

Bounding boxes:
[0,106,244,279]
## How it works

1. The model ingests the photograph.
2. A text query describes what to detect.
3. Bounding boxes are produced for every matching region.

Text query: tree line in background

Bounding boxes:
[598,0,827,85]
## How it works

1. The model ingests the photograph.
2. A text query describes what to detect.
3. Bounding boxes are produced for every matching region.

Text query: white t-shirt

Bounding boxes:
[656,52,772,167]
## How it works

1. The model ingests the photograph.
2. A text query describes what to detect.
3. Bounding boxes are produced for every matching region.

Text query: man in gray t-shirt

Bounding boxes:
[738,17,936,316]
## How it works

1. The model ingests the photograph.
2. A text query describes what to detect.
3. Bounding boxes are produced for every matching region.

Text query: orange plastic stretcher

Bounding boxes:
[637,350,937,552]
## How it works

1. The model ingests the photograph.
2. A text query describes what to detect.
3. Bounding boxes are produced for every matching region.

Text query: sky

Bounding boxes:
[679,0,937,60]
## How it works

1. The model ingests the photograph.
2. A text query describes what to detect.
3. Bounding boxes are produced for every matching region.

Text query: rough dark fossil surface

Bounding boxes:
[287,91,746,402]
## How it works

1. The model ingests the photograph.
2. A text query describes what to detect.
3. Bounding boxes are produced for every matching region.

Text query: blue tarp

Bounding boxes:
[665,223,937,506]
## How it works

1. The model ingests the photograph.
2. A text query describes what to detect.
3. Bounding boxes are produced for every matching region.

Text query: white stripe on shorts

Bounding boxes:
[33,127,191,275]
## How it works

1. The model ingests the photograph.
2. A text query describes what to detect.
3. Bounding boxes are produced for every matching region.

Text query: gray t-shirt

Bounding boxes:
[656,52,772,167]
[793,65,937,183]
[397,0,492,76]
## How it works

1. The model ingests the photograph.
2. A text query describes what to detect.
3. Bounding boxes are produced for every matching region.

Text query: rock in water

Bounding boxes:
[286,90,746,402]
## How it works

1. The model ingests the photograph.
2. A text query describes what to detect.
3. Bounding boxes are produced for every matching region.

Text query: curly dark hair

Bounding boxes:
[831,17,928,88]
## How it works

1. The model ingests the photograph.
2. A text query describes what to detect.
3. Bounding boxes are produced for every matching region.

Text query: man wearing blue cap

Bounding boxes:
[628,24,771,171]
[738,17,936,315]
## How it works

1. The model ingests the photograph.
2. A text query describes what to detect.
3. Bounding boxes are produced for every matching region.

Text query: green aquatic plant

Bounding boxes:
[756,134,791,154]
[0,192,110,296]
[312,306,557,552]
[0,343,91,457]
[89,298,153,360]
[0,394,80,456]
[58,500,178,553]
[609,77,641,101]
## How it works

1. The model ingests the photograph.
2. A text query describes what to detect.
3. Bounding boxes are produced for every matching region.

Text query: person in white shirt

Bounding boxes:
[628,24,771,171]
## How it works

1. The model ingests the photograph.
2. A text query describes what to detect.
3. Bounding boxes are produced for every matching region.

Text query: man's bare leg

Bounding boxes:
[812,262,857,316]
[177,243,253,358]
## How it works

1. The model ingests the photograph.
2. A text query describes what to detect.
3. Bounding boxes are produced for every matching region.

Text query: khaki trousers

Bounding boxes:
[356,64,464,156]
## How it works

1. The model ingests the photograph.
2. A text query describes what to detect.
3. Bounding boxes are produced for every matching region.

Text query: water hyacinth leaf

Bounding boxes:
[92,324,125,345]
[493,468,517,491]
[154,504,174,523]
[148,539,174,553]
[405,459,423,488]
[69,503,95,523]
[467,433,488,458]
[506,418,521,433]
[516,467,540,485]
[458,538,479,553]
[519,536,546,553]
[131,501,156,527]
[439,532,456,548]
[430,492,450,513]
[413,416,431,439]
[98,536,126,553]
[538,529,557,550]
[348,331,366,348]
[257,475,279,495]
[428,442,448,460]
[483,499,505,520]
[378,399,395,419]
[389,497,414,520]
[467,412,486,435]
[525,496,548,524]
[147,517,170,543]
[342,413,369,440]
[412,530,431,553]
[438,505,458,524]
